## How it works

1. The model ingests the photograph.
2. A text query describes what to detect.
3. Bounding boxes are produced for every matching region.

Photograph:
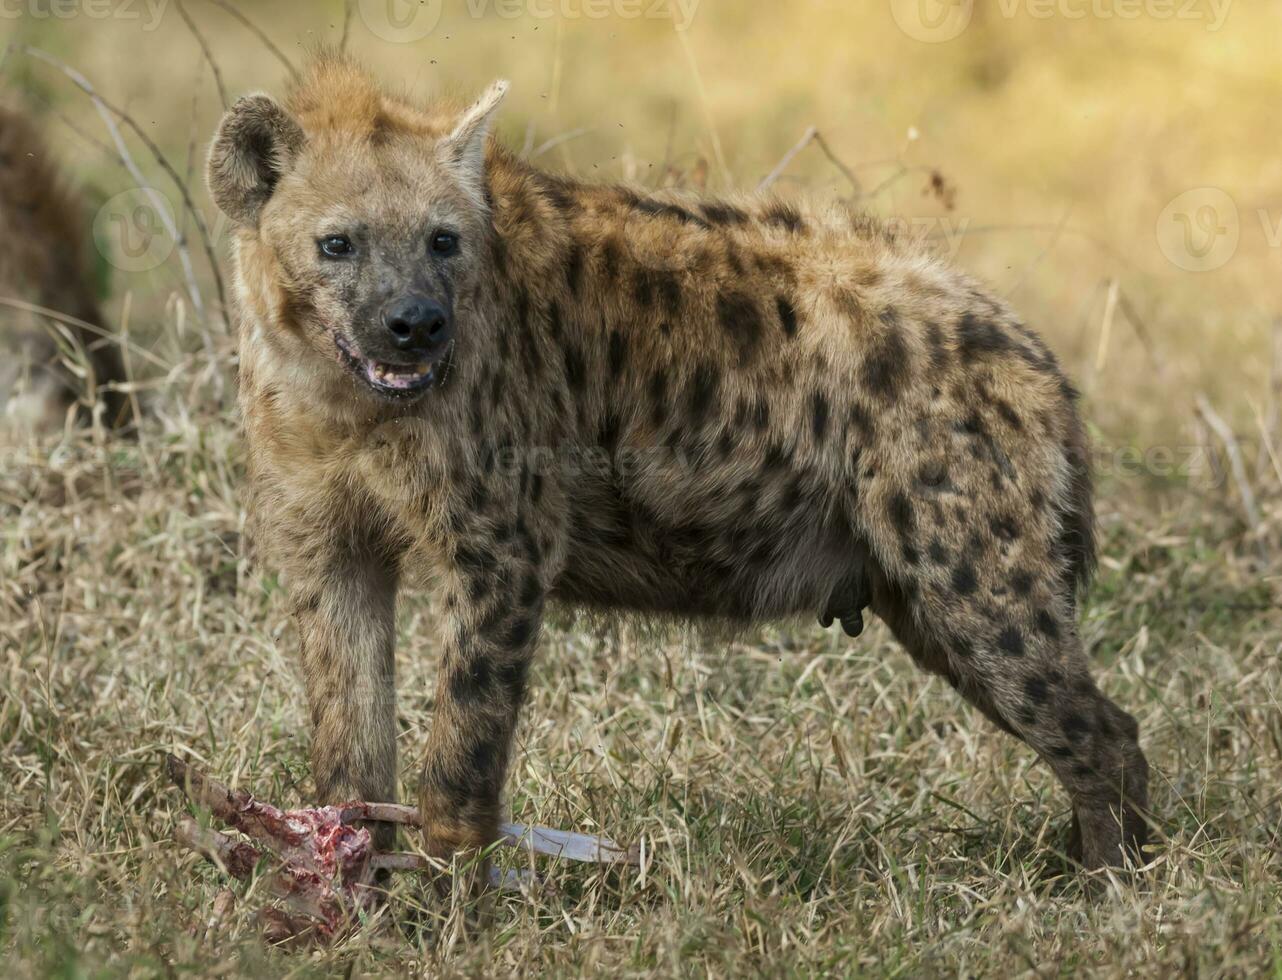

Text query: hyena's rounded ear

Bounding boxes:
[207,94,306,228]
[438,80,509,193]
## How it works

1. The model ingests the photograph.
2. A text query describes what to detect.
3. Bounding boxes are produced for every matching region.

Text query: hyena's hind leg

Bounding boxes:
[867,548,1149,870]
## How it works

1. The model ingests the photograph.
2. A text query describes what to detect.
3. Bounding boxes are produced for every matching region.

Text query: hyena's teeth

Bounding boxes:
[368,360,433,386]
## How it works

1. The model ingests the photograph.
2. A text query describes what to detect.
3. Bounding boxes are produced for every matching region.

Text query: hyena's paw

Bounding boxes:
[1066,802,1150,873]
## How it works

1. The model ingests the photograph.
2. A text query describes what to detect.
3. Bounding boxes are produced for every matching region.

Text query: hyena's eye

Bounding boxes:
[430,230,460,256]
[318,235,354,258]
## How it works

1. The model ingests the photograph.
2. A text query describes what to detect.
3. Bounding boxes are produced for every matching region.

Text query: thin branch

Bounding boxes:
[0,296,172,371]
[672,19,730,188]
[20,46,229,335]
[532,127,592,160]
[177,0,229,111]
[202,0,297,79]
[1093,278,1120,374]
[812,131,862,197]
[1194,393,1262,537]
[340,0,354,51]
[758,126,817,193]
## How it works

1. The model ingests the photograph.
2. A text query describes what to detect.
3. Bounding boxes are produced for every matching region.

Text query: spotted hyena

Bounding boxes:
[208,55,1147,875]
[0,105,126,433]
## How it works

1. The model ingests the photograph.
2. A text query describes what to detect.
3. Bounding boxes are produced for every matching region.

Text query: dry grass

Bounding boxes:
[2,399,1280,976]
[3,2,1282,976]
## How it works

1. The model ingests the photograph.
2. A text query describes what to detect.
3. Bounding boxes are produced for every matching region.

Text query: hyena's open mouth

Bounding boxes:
[334,334,445,399]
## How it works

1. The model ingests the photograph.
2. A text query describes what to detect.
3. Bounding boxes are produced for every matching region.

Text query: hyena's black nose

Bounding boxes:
[383,295,451,352]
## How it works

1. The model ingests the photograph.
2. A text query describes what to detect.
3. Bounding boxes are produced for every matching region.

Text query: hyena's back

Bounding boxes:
[524,178,1094,633]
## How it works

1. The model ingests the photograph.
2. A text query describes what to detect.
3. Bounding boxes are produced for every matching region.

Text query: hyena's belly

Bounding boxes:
[552,465,861,623]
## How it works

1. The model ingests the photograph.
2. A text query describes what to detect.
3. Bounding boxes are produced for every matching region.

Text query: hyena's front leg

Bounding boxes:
[418,526,547,864]
[290,539,400,848]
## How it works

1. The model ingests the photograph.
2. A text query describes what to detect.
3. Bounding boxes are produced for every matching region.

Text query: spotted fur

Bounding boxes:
[210,55,1147,873]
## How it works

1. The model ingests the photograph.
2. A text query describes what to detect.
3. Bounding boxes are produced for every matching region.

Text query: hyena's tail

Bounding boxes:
[0,104,129,430]
[1058,397,1097,605]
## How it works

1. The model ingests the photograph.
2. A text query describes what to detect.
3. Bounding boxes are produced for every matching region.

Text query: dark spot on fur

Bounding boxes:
[1011,569,1034,596]
[888,492,916,538]
[633,196,711,229]
[562,345,586,391]
[952,563,978,596]
[927,540,949,564]
[564,245,584,296]
[717,291,765,365]
[689,363,721,426]
[990,515,1020,541]
[599,237,623,281]
[1061,711,1090,742]
[811,392,830,442]
[599,410,622,452]
[996,625,1025,657]
[959,411,986,437]
[655,271,683,315]
[956,313,1014,363]
[497,659,529,700]
[503,616,536,649]
[649,369,669,427]
[917,461,948,488]
[1035,609,1059,638]
[701,202,750,226]
[536,174,579,215]
[717,430,735,458]
[762,201,805,233]
[449,658,492,703]
[776,295,799,337]
[924,321,948,371]
[860,320,910,402]
[847,402,876,441]
[609,330,627,379]
[994,399,1023,430]
[763,443,792,470]
[1024,676,1050,706]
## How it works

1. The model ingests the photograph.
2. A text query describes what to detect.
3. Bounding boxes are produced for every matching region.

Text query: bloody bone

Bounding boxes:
[164,754,639,943]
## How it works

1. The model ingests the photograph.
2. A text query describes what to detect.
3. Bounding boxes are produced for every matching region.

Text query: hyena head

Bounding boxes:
[208,57,507,402]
